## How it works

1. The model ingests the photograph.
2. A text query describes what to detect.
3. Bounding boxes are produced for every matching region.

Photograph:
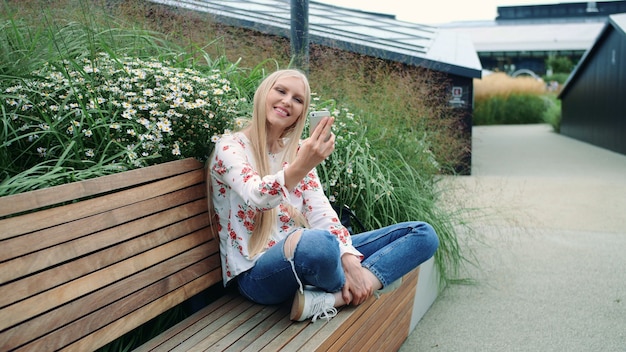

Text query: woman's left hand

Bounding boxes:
[341,254,373,305]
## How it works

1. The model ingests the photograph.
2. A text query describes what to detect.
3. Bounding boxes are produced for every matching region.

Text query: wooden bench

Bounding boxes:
[0,158,420,351]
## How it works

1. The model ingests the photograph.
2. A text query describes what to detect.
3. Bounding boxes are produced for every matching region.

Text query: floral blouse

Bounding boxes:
[210,132,362,286]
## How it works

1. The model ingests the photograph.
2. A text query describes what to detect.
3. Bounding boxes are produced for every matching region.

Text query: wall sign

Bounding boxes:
[449,86,466,107]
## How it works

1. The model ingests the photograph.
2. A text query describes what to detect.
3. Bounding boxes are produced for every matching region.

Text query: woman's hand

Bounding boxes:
[284,116,335,190]
[301,115,335,165]
[341,254,374,305]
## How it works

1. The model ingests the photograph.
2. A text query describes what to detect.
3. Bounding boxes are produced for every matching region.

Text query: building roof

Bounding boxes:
[438,1,626,54]
[148,0,482,78]
[496,1,626,21]
[440,20,605,53]
[559,13,626,98]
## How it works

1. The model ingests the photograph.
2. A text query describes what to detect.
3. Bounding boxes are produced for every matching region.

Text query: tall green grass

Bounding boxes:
[313,102,469,288]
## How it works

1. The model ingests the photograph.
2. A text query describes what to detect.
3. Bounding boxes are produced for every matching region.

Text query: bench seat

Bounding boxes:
[0,158,420,352]
[138,269,419,351]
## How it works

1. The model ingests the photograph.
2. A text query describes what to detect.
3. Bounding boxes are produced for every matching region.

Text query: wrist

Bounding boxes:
[341,253,361,265]
[284,162,309,190]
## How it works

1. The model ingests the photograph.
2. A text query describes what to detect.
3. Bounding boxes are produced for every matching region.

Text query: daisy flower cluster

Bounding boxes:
[2,52,244,169]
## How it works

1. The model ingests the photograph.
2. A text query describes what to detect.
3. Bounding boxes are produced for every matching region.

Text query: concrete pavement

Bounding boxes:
[401,124,626,351]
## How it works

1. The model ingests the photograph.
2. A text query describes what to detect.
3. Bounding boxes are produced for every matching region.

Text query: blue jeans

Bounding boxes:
[237,221,439,305]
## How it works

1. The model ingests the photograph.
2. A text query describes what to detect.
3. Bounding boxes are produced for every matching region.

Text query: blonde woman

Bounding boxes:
[209,69,438,322]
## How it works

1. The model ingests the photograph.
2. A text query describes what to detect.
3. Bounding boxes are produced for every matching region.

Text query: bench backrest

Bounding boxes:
[0,158,220,351]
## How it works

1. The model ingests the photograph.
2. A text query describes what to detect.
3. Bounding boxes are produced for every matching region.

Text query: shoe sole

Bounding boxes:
[290,291,306,321]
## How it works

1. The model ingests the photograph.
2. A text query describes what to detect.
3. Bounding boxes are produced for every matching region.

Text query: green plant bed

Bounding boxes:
[2,0,475,297]
[474,93,548,125]
[2,2,480,348]
[542,94,562,132]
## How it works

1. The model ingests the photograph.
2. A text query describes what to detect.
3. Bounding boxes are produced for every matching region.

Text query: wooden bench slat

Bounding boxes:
[296,304,373,351]
[1,227,214,333]
[0,197,208,284]
[133,294,238,352]
[371,306,413,351]
[300,273,419,351]
[257,317,310,352]
[139,269,421,352]
[277,317,334,351]
[342,274,410,344]
[327,269,419,351]
[316,270,418,351]
[221,305,286,352]
[335,272,417,351]
[15,258,219,352]
[181,303,268,351]
[149,294,249,352]
[36,269,222,352]
[169,298,257,352]
[241,310,294,352]
[0,213,211,309]
[0,169,204,241]
[0,183,206,263]
[0,158,203,218]
[366,302,413,352]
[2,241,218,351]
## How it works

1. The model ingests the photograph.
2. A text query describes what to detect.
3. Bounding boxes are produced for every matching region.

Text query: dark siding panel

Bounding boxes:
[447,75,473,175]
[616,32,626,152]
[561,26,626,155]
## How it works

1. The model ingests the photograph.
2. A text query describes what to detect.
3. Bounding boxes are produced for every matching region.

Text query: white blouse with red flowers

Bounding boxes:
[210,132,362,286]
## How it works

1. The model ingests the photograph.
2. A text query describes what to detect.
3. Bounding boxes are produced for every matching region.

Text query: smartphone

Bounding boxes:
[309,110,331,137]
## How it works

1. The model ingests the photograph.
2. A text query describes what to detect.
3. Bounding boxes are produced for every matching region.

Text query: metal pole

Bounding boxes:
[290,0,309,73]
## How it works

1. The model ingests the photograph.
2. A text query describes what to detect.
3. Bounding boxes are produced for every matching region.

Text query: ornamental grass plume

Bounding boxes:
[474,72,546,100]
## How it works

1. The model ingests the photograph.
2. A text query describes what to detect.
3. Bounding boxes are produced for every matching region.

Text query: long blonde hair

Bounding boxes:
[247,69,311,257]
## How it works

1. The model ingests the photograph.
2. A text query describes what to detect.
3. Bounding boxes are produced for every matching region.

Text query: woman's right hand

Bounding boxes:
[284,116,335,189]
[302,115,335,164]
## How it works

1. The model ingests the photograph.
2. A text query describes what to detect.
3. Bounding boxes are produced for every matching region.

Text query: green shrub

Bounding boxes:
[543,72,570,85]
[474,93,547,125]
[545,56,574,74]
[542,94,562,132]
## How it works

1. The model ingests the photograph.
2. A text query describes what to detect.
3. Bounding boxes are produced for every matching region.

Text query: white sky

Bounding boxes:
[318,0,595,25]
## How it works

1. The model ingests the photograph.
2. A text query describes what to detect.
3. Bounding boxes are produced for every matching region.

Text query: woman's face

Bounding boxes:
[265,76,306,135]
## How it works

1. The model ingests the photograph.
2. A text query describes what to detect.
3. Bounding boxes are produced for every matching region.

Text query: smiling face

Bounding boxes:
[264,76,306,136]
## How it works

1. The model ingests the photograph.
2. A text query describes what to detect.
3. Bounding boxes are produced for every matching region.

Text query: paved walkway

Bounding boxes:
[401,124,626,351]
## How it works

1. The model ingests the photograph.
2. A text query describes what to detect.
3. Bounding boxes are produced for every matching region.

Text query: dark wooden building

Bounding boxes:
[558,13,626,155]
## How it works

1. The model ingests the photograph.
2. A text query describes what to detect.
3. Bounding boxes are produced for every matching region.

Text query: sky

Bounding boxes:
[318,0,594,25]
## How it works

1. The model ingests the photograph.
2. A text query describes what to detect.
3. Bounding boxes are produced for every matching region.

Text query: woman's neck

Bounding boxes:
[241,126,284,154]
[267,139,284,154]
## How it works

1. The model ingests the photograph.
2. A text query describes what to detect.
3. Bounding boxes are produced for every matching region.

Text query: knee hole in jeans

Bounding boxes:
[284,229,303,260]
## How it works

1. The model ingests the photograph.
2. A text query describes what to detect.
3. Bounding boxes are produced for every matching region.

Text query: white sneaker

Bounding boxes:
[291,287,337,323]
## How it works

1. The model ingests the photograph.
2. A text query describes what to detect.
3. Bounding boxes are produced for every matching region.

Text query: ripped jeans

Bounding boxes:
[236,221,439,305]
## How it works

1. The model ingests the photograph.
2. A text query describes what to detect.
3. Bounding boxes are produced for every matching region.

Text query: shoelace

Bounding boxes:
[311,304,337,323]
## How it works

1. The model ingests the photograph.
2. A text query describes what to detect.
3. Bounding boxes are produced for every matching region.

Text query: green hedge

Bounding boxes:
[473,93,547,125]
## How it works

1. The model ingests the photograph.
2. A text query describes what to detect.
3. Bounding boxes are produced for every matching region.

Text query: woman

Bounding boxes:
[209,69,439,323]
